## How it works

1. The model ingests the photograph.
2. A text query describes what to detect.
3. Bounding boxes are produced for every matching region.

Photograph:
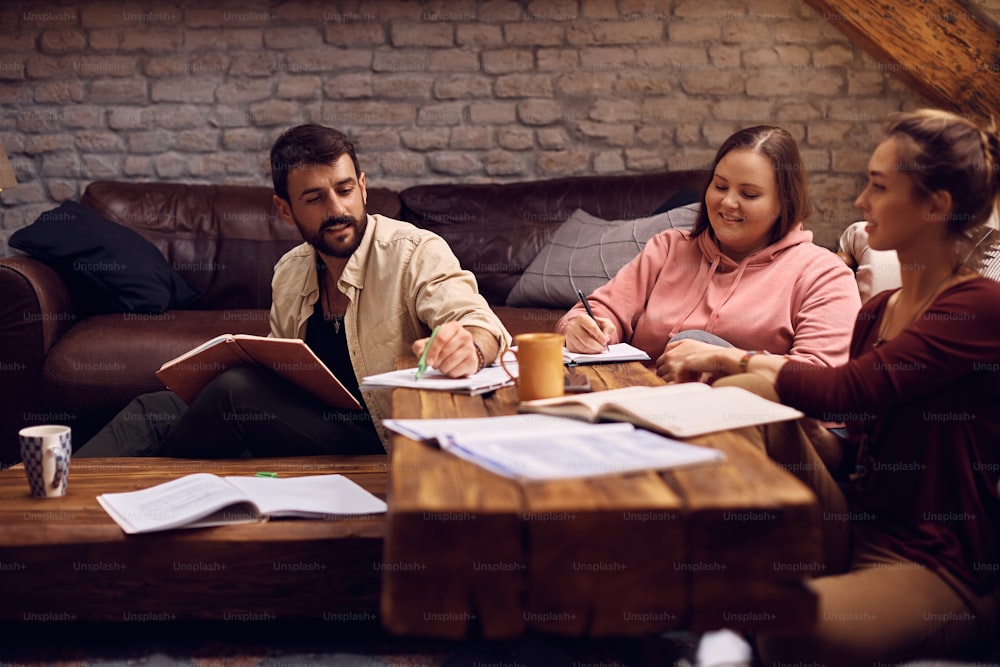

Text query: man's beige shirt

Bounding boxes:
[269,213,511,450]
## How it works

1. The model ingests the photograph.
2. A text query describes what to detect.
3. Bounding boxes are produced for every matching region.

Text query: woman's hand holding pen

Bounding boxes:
[563,314,616,353]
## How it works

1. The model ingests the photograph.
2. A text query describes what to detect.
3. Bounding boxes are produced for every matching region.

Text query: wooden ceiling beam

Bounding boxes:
[804,0,1000,120]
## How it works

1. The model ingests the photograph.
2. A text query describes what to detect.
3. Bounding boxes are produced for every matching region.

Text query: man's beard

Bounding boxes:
[298,206,368,259]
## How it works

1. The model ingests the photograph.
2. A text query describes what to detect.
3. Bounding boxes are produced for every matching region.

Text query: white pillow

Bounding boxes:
[839,220,1000,299]
[837,221,901,304]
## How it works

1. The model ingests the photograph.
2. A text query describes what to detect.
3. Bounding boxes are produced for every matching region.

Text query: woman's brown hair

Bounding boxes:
[690,125,812,245]
[883,108,1000,269]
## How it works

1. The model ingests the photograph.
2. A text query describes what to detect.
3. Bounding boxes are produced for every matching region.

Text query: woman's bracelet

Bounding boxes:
[738,349,770,373]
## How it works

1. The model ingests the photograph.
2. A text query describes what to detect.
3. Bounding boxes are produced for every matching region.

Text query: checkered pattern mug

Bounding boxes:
[19,425,72,498]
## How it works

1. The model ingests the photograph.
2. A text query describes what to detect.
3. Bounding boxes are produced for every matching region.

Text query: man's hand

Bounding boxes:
[563,315,616,353]
[411,321,479,378]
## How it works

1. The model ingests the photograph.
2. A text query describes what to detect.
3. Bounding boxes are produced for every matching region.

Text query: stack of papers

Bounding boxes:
[383,414,724,481]
[359,364,515,395]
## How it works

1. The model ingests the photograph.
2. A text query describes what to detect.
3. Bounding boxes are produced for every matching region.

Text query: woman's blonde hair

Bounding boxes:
[883,108,1000,270]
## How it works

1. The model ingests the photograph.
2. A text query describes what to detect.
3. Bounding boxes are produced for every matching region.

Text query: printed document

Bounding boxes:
[384,414,724,481]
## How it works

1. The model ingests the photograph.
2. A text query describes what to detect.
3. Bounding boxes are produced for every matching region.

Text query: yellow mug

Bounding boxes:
[501,332,565,402]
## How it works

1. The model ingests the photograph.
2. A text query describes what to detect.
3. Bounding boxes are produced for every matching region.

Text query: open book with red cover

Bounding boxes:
[155,334,361,409]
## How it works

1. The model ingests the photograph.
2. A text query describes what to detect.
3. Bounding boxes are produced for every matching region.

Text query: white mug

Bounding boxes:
[19,425,72,498]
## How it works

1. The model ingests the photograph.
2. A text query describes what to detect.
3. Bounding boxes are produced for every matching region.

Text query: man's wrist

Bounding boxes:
[465,325,500,369]
[472,341,485,372]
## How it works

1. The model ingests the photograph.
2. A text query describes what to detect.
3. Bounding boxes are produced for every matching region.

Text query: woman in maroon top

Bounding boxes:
[667,109,1000,664]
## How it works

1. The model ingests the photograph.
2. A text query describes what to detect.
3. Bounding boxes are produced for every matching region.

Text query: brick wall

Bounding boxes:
[0,0,928,254]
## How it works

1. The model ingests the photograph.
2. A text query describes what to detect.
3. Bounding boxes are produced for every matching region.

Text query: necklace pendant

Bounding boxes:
[333,316,341,335]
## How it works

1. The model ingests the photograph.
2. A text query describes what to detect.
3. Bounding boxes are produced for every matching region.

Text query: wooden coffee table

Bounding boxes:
[381,362,823,639]
[1,364,822,637]
[0,456,386,622]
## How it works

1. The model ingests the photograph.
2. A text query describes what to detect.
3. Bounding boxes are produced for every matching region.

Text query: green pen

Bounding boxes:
[415,325,441,381]
[254,472,279,478]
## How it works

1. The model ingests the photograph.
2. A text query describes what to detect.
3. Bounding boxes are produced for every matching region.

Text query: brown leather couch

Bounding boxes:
[0,170,708,464]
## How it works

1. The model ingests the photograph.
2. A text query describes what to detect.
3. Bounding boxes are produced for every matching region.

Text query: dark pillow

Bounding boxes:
[8,201,201,315]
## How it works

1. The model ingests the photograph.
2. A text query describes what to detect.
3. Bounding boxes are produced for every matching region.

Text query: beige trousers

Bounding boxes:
[714,374,999,666]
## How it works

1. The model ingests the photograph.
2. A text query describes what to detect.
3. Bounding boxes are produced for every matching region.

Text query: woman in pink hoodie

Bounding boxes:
[558,125,861,377]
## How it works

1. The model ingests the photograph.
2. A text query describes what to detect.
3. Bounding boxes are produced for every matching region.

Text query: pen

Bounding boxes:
[415,325,441,380]
[577,289,598,320]
[254,472,279,478]
[577,289,610,351]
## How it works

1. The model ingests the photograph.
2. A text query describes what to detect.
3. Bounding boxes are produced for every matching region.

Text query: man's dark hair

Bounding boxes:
[270,124,362,202]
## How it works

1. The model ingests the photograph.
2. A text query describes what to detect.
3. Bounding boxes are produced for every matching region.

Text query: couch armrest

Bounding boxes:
[0,256,77,353]
[0,257,78,465]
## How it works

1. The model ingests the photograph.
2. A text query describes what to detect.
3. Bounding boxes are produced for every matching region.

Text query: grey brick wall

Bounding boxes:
[0,0,929,254]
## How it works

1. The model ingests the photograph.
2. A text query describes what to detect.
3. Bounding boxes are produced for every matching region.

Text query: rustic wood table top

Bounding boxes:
[381,362,822,639]
[0,455,387,622]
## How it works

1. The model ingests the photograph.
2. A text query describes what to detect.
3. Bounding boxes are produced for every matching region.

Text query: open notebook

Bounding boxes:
[97,473,387,534]
[562,343,650,364]
[518,382,804,438]
[157,334,360,409]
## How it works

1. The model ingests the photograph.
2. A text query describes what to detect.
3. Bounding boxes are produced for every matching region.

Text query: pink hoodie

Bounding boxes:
[557,224,861,367]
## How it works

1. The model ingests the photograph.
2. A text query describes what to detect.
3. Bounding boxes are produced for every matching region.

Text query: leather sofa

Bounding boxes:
[0,170,708,464]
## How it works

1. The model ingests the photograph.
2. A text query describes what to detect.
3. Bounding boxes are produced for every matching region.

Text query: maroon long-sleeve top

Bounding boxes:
[777,277,1000,596]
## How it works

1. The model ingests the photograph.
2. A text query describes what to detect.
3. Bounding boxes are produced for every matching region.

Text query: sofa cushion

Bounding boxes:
[399,170,710,305]
[838,220,1000,303]
[836,221,901,304]
[490,305,564,337]
[79,181,402,310]
[8,201,202,315]
[505,203,700,309]
[80,181,304,310]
